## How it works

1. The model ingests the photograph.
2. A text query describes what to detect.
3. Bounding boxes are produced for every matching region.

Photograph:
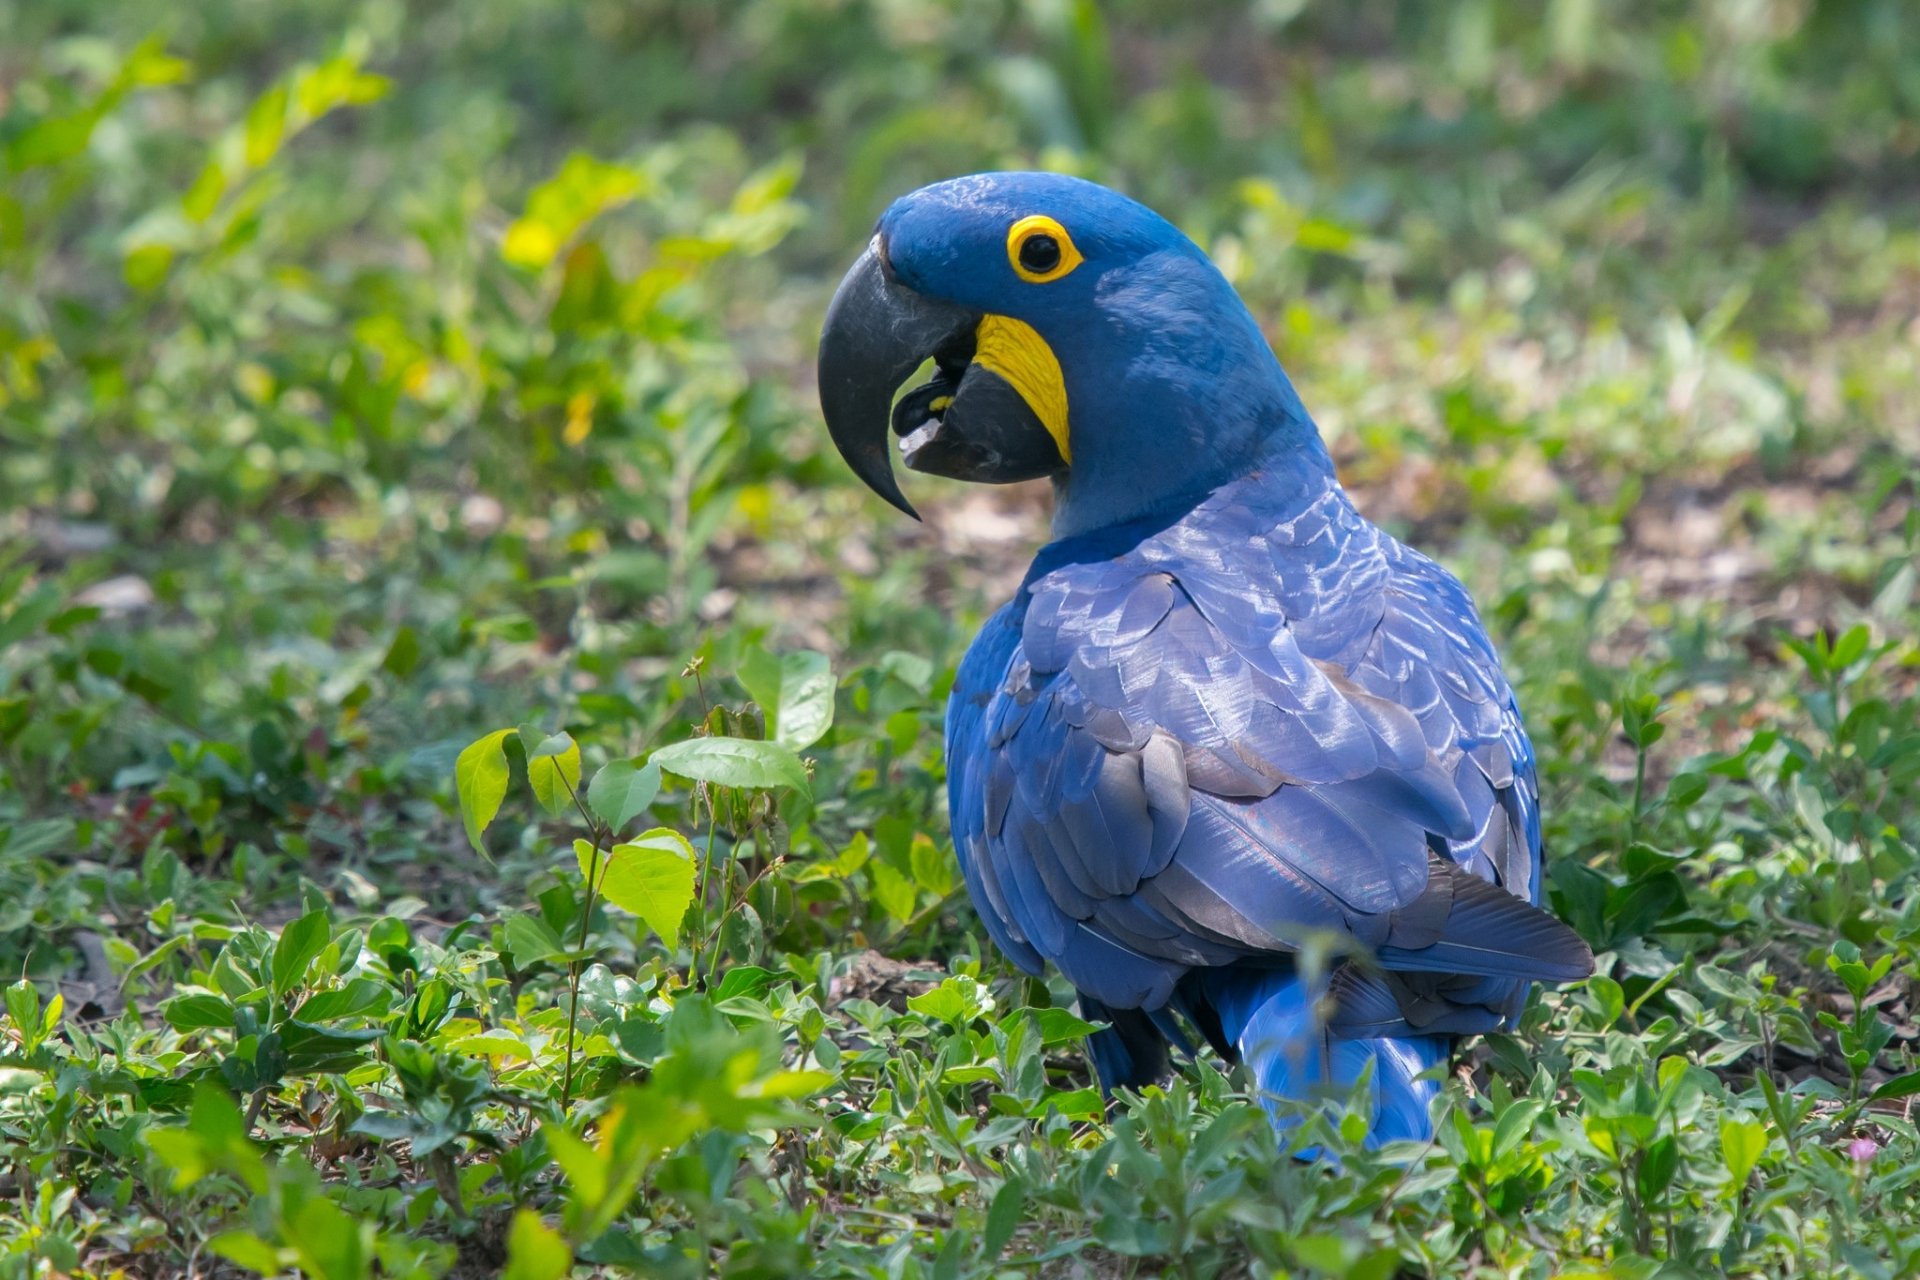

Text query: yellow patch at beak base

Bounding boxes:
[972,314,1071,464]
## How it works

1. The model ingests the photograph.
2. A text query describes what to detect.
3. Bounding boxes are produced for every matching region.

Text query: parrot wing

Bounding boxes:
[946,488,1589,1013]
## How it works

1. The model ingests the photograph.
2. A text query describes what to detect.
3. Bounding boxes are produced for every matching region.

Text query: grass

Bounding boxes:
[2,1,1918,1276]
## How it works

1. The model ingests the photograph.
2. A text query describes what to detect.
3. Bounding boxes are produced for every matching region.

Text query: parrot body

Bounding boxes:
[818,172,1592,1147]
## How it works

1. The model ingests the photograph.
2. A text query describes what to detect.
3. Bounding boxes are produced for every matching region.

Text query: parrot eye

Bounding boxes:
[1006,214,1083,284]
[1020,234,1060,274]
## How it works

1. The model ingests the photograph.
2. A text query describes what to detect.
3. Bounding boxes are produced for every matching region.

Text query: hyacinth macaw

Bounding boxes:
[817,172,1593,1147]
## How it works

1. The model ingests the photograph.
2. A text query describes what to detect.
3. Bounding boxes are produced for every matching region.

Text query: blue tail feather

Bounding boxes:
[1201,968,1447,1148]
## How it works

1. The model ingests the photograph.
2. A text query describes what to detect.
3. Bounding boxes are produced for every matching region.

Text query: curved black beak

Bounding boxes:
[817,239,977,519]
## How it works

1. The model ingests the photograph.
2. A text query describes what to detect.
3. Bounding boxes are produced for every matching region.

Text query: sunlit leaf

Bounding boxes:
[271,910,330,995]
[650,736,810,797]
[503,153,649,268]
[585,830,698,948]
[502,1209,572,1280]
[1720,1117,1768,1187]
[738,647,836,749]
[455,729,515,856]
[527,731,581,816]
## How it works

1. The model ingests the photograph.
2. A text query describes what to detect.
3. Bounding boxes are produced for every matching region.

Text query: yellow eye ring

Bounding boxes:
[1006,214,1083,284]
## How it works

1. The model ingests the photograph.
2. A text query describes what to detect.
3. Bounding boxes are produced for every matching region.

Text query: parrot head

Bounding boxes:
[819,172,1323,534]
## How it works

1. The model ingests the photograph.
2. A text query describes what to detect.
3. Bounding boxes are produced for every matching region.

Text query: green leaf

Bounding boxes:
[738,647,836,749]
[909,832,958,898]
[650,736,810,797]
[280,1188,372,1280]
[1491,1098,1546,1161]
[455,729,515,856]
[869,861,917,923]
[907,976,994,1026]
[164,994,236,1031]
[587,758,661,834]
[503,152,649,268]
[208,1231,286,1276]
[272,910,331,996]
[505,913,569,968]
[1043,1087,1104,1121]
[588,830,698,947]
[4,980,43,1052]
[543,1121,608,1209]
[124,241,175,290]
[293,979,392,1024]
[1027,1007,1101,1047]
[143,1082,268,1194]
[527,731,582,816]
[503,1209,572,1280]
[380,626,421,678]
[1720,1117,1767,1187]
[1637,1133,1679,1201]
[983,1179,1024,1257]
[243,83,289,168]
[1831,622,1870,669]
[1870,1070,1920,1102]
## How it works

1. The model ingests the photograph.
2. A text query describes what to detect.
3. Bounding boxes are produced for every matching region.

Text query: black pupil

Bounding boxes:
[1019,233,1061,274]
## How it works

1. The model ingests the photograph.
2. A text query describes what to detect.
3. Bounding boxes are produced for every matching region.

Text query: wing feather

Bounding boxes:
[945,482,1588,1020]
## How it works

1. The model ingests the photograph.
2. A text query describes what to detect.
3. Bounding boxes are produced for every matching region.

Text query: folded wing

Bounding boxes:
[946,490,1591,1024]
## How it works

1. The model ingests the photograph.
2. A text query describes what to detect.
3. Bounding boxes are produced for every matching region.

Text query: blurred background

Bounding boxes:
[5,0,1915,773]
[2,2,1919,1273]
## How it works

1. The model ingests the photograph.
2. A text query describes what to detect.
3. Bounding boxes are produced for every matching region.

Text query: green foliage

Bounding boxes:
[584,832,698,948]
[2,1,1918,1276]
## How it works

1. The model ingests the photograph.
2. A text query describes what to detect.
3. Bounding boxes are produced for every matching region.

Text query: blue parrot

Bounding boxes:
[817,172,1592,1147]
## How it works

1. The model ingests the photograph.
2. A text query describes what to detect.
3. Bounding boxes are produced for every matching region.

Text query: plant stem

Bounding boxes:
[1628,739,1648,844]
[559,772,606,1112]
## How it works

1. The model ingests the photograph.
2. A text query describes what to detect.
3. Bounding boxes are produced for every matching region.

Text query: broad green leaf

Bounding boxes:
[907,976,994,1026]
[983,1180,1024,1257]
[293,979,392,1024]
[869,861,917,923]
[209,1231,286,1276]
[1831,622,1870,669]
[4,980,42,1052]
[380,626,421,678]
[1637,1133,1679,1200]
[738,647,836,749]
[1290,1234,1354,1273]
[163,994,235,1031]
[1491,1098,1546,1161]
[455,729,515,856]
[280,1189,371,1280]
[650,736,810,797]
[503,1209,572,1280]
[543,1121,608,1209]
[504,913,568,968]
[1044,1087,1104,1121]
[143,1082,267,1194]
[1870,1070,1920,1102]
[527,731,581,815]
[1026,1007,1100,1047]
[586,830,697,948]
[1720,1118,1768,1186]
[243,83,289,168]
[587,758,660,834]
[909,832,958,898]
[271,910,330,995]
[450,1032,533,1063]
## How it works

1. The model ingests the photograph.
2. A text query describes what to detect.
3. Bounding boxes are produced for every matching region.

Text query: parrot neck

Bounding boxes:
[1045,252,1336,539]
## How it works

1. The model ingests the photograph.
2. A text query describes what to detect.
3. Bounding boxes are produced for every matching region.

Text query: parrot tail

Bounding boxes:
[1197,967,1449,1148]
